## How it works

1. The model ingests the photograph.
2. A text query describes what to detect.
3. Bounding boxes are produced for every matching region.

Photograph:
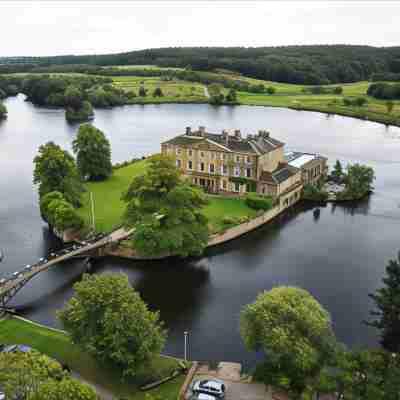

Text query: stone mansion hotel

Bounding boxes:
[161,126,327,209]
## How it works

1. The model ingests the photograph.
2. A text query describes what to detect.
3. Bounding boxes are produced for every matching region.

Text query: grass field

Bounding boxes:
[0,317,184,399]
[112,76,207,103]
[77,160,256,234]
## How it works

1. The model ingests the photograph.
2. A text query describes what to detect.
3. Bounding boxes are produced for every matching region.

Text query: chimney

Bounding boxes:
[199,126,206,137]
[247,134,253,140]
[234,129,241,140]
[222,129,229,145]
[264,130,270,138]
[185,126,191,135]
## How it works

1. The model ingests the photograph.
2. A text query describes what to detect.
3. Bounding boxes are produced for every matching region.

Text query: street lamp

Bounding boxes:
[184,331,189,362]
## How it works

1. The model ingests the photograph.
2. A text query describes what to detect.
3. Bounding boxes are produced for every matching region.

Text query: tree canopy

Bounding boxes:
[122,155,209,257]
[367,252,400,353]
[240,286,336,397]
[33,141,84,206]
[339,163,375,200]
[72,124,112,180]
[58,273,166,379]
[40,191,84,232]
[0,102,7,119]
[0,350,96,400]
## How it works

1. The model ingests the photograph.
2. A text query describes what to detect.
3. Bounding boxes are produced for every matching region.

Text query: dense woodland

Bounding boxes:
[2,45,400,84]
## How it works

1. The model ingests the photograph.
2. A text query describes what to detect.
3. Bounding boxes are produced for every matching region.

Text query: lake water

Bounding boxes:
[1,94,400,368]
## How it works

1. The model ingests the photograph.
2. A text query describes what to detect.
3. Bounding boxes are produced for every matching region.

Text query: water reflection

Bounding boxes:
[2,96,400,366]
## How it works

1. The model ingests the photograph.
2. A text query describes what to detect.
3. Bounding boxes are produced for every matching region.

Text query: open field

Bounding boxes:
[77,160,256,234]
[112,76,207,103]
[0,316,184,399]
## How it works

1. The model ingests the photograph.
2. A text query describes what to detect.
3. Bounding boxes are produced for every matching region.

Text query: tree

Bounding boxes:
[386,100,395,114]
[66,100,94,122]
[367,253,400,352]
[122,155,209,257]
[139,86,147,97]
[31,377,98,400]
[0,102,7,119]
[153,87,163,97]
[340,163,375,200]
[64,85,84,109]
[33,142,84,206]
[266,86,276,94]
[331,159,343,183]
[0,350,64,399]
[333,86,343,95]
[225,88,237,103]
[58,273,166,379]
[73,124,112,181]
[240,287,336,398]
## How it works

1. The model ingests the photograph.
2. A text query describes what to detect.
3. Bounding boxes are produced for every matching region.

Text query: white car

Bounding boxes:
[0,391,5,400]
[191,393,218,400]
[192,379,226,399]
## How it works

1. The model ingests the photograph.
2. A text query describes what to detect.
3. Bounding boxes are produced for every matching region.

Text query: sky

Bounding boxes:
[1,1,399,57]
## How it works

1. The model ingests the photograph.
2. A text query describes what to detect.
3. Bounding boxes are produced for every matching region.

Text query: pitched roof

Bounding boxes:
[260,163,299,185]
[162,128,285,155]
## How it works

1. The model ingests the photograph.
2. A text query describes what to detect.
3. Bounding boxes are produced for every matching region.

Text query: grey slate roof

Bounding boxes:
[260,164,299,184]
[162,129,285,155]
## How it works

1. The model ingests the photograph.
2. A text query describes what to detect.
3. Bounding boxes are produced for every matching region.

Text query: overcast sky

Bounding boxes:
[1,1,399,57]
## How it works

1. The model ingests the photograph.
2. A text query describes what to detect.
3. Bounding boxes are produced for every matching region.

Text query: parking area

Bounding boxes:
[185,362,272,400]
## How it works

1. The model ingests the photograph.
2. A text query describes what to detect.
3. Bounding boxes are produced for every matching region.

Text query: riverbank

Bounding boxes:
[0,316,185,399]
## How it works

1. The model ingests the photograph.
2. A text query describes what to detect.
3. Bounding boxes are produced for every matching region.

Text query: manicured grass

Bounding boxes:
[76,160,148,233]
[203,196,257,233]
[77,161,255,234]
[0,317,183,399]
[112,76,207,103]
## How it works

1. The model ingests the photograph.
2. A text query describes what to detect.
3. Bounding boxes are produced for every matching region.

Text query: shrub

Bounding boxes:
[303,184,328,202]
[245,193,273,211]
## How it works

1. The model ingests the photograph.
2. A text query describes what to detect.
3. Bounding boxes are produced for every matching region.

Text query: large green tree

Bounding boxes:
[367,253,400,353]
[73,124,112,180]
[33,142,84,206]
[0,350,95,400]
[0,102,7,119]
[240,286,336,398]
[339,163,375,200]
[58,273,166,379]
[122,155,209,257]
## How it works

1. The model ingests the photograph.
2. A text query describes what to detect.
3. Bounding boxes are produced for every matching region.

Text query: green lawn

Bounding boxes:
[0,317,184,399]
[112,76,207,103]
[76,160,148,233]
[77,160,255,234]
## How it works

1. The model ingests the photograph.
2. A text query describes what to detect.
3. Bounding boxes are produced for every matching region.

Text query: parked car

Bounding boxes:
[192,379,226,399]
[12,271,20,278]
[0,390,5,400]
[24,264,32,271]
[1,344,32,353]
[0,278,6,285]
[190,393,218,400]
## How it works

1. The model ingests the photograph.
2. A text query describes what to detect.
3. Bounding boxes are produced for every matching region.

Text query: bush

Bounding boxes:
[303,184,328,202]
[245,193,273,211]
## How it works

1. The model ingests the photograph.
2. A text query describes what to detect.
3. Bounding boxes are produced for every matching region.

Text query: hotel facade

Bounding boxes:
[161,126,327,208]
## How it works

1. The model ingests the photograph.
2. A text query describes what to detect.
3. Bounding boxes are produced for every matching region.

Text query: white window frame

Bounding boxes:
[188,149,193,157]
[209,163,215,174]
[234,182,240,192]
[234,167,241,177]
[236,155,240,163]
[176,159,181,168]
[246,168,251,178]
[188,160,193,170]
[221,164,228,175]
[200,162,205,172]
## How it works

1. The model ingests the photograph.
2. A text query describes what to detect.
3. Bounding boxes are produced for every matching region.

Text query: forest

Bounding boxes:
[2,45,400,84]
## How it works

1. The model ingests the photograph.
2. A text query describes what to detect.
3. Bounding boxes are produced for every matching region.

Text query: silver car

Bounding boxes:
[192,379,226,399]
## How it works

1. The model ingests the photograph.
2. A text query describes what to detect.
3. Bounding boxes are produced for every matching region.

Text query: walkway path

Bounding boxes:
[72,371,114,400]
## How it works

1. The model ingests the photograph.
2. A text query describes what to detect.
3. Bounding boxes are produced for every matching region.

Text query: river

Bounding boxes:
[1,94,400,368]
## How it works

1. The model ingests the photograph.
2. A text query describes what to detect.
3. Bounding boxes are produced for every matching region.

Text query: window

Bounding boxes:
[234,182,240,192]
[209,164,215,173]
[194,178,198,184]
[236,155,240,162]
[246,168,251,178]
[262,187,265,194]
[221,164,228,175]
[176,159,181,168]
[246,155,251,163]
[188,160,193,170]
[200,162,205,172]
[221,153,227,161]
[234,167,241,177]
[176,147,181,155]
[200,151,205,158]
[222,180,227,189]
[188,149,193,157]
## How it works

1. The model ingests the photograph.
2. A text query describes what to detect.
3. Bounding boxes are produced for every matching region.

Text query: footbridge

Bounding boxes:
[0,228,134,310]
